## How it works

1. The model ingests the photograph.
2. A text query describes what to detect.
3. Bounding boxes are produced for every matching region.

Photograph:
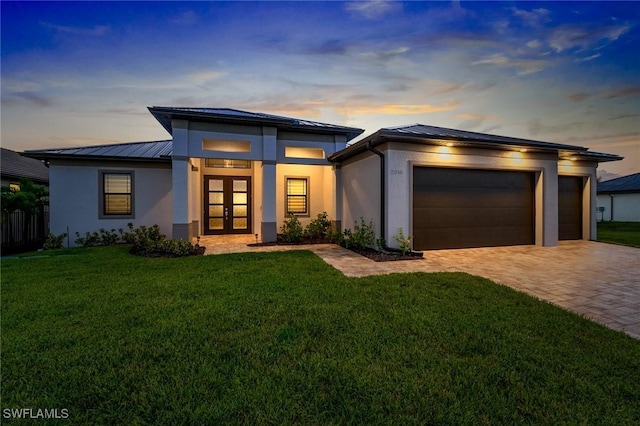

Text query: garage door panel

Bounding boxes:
[414,207,533,228]
[415,226,535,250]
[413,167,534,250]
[415,190,528,208]
[558,176,582,240]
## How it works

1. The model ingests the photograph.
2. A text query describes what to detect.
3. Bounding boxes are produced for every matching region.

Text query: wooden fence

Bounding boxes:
[1,206,49,255]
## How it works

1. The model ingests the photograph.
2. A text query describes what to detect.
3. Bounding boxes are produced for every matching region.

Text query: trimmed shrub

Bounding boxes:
[280,215,304,243]
[393,228,413,255]
[343,218,375,250]
[304,212,331,239]
[43,232,67,250]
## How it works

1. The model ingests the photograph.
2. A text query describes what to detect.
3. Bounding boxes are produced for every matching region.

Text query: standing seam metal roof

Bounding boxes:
[597,173,640,193]
[148,106,364,141]
[24,140,173,161]
[380,124,588,150]
[329,124,623,162]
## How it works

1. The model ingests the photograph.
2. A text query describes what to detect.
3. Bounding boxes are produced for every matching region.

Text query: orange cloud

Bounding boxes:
[339,101,460,116]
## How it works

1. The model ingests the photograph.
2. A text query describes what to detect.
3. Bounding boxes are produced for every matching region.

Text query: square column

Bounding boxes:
[172,157,192,240]
[261,126,278,242]
[261,161,277,242]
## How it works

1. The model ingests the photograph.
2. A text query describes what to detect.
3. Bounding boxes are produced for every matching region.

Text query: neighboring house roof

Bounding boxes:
[329,124,623,163]
[24,140,173,163]
[597,172,640,194]
[148,106,365,141]
[1,147,49,184]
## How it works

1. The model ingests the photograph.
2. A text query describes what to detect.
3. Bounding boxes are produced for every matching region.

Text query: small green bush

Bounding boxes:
[43,232,68,250]
[305,212,331,239]
[342,218,375,250]
[122,224,165,246]
[326,223,344,245]
[280,215,304,243]
[71,223,202,257]
[74,228,119,247]
[393,228,412,255]
[75,231,100,247]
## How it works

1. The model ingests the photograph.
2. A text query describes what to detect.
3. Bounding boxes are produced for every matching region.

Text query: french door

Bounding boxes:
[204,176,251,235]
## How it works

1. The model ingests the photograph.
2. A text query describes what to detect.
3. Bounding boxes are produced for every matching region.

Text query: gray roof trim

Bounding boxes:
[23,140,173,163]
[329,124,615,163]
[148,106,364,141]
[559,150,623,163]
[1,148,49,183]
[597,172,640,194]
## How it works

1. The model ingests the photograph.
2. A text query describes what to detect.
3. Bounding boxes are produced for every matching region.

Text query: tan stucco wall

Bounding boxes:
[275,164,336,230]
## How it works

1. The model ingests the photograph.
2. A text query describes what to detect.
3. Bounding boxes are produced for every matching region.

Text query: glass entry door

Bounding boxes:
[204,176,251,235]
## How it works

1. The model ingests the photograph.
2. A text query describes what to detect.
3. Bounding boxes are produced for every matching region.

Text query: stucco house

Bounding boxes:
[597,173,640,222]
[25,107,622,250]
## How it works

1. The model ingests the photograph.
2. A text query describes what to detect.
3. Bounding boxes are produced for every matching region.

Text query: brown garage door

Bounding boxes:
[558,176,583,240]
[413,167,535,250]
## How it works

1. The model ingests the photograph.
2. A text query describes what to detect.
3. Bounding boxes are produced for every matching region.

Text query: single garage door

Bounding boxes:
[558,176,583,240]
[413,167,535,250]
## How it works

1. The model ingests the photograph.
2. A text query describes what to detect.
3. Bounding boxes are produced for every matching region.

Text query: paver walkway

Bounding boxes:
[199,236,640,339]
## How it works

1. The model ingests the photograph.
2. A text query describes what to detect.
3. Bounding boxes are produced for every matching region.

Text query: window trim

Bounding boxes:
[99,170,135,219]
[285,176,310,217]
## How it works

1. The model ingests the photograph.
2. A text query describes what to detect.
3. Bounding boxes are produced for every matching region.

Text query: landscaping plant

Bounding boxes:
[280,215,304,243]
[304,212,331,239]
[42,232,68,250]
[342,217,375,250]
[393,228,413,254]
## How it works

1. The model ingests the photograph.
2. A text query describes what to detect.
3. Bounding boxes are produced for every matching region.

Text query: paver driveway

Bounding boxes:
[202,237,640,339]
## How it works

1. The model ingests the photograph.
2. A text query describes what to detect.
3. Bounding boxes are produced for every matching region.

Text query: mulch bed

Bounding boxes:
[349,247,423,262]
[248,236,422,262]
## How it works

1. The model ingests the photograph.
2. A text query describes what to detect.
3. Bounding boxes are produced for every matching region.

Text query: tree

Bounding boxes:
[1,178,49,246]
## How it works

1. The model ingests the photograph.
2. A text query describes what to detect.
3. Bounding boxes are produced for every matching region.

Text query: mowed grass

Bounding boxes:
[2,246,639,424]
[597,221,640,247]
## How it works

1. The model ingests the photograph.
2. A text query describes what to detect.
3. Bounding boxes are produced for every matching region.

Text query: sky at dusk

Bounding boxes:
[1,1,639,177]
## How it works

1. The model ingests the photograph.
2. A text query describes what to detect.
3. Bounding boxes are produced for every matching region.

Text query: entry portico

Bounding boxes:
[148,107,364,242]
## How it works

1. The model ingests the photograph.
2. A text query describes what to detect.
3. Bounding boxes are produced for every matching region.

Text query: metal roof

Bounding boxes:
[598,172,640,194]
[148,106,364,141]
[329,124,620,163]
[1,147,50,183]
[24,140,173,163]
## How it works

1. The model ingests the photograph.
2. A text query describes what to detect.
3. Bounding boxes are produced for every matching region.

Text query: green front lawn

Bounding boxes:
[2,246,639,424]
[597,221,640,247]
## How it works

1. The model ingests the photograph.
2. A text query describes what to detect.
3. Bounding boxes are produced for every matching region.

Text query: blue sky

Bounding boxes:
[2,1,639,177]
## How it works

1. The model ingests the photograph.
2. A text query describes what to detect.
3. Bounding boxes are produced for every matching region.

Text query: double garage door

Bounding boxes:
[413,168,583,250]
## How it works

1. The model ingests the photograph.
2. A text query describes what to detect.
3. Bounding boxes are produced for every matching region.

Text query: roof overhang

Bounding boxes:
[22,152,172,164]
[329,128,623,164]
[148,106,364,142]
